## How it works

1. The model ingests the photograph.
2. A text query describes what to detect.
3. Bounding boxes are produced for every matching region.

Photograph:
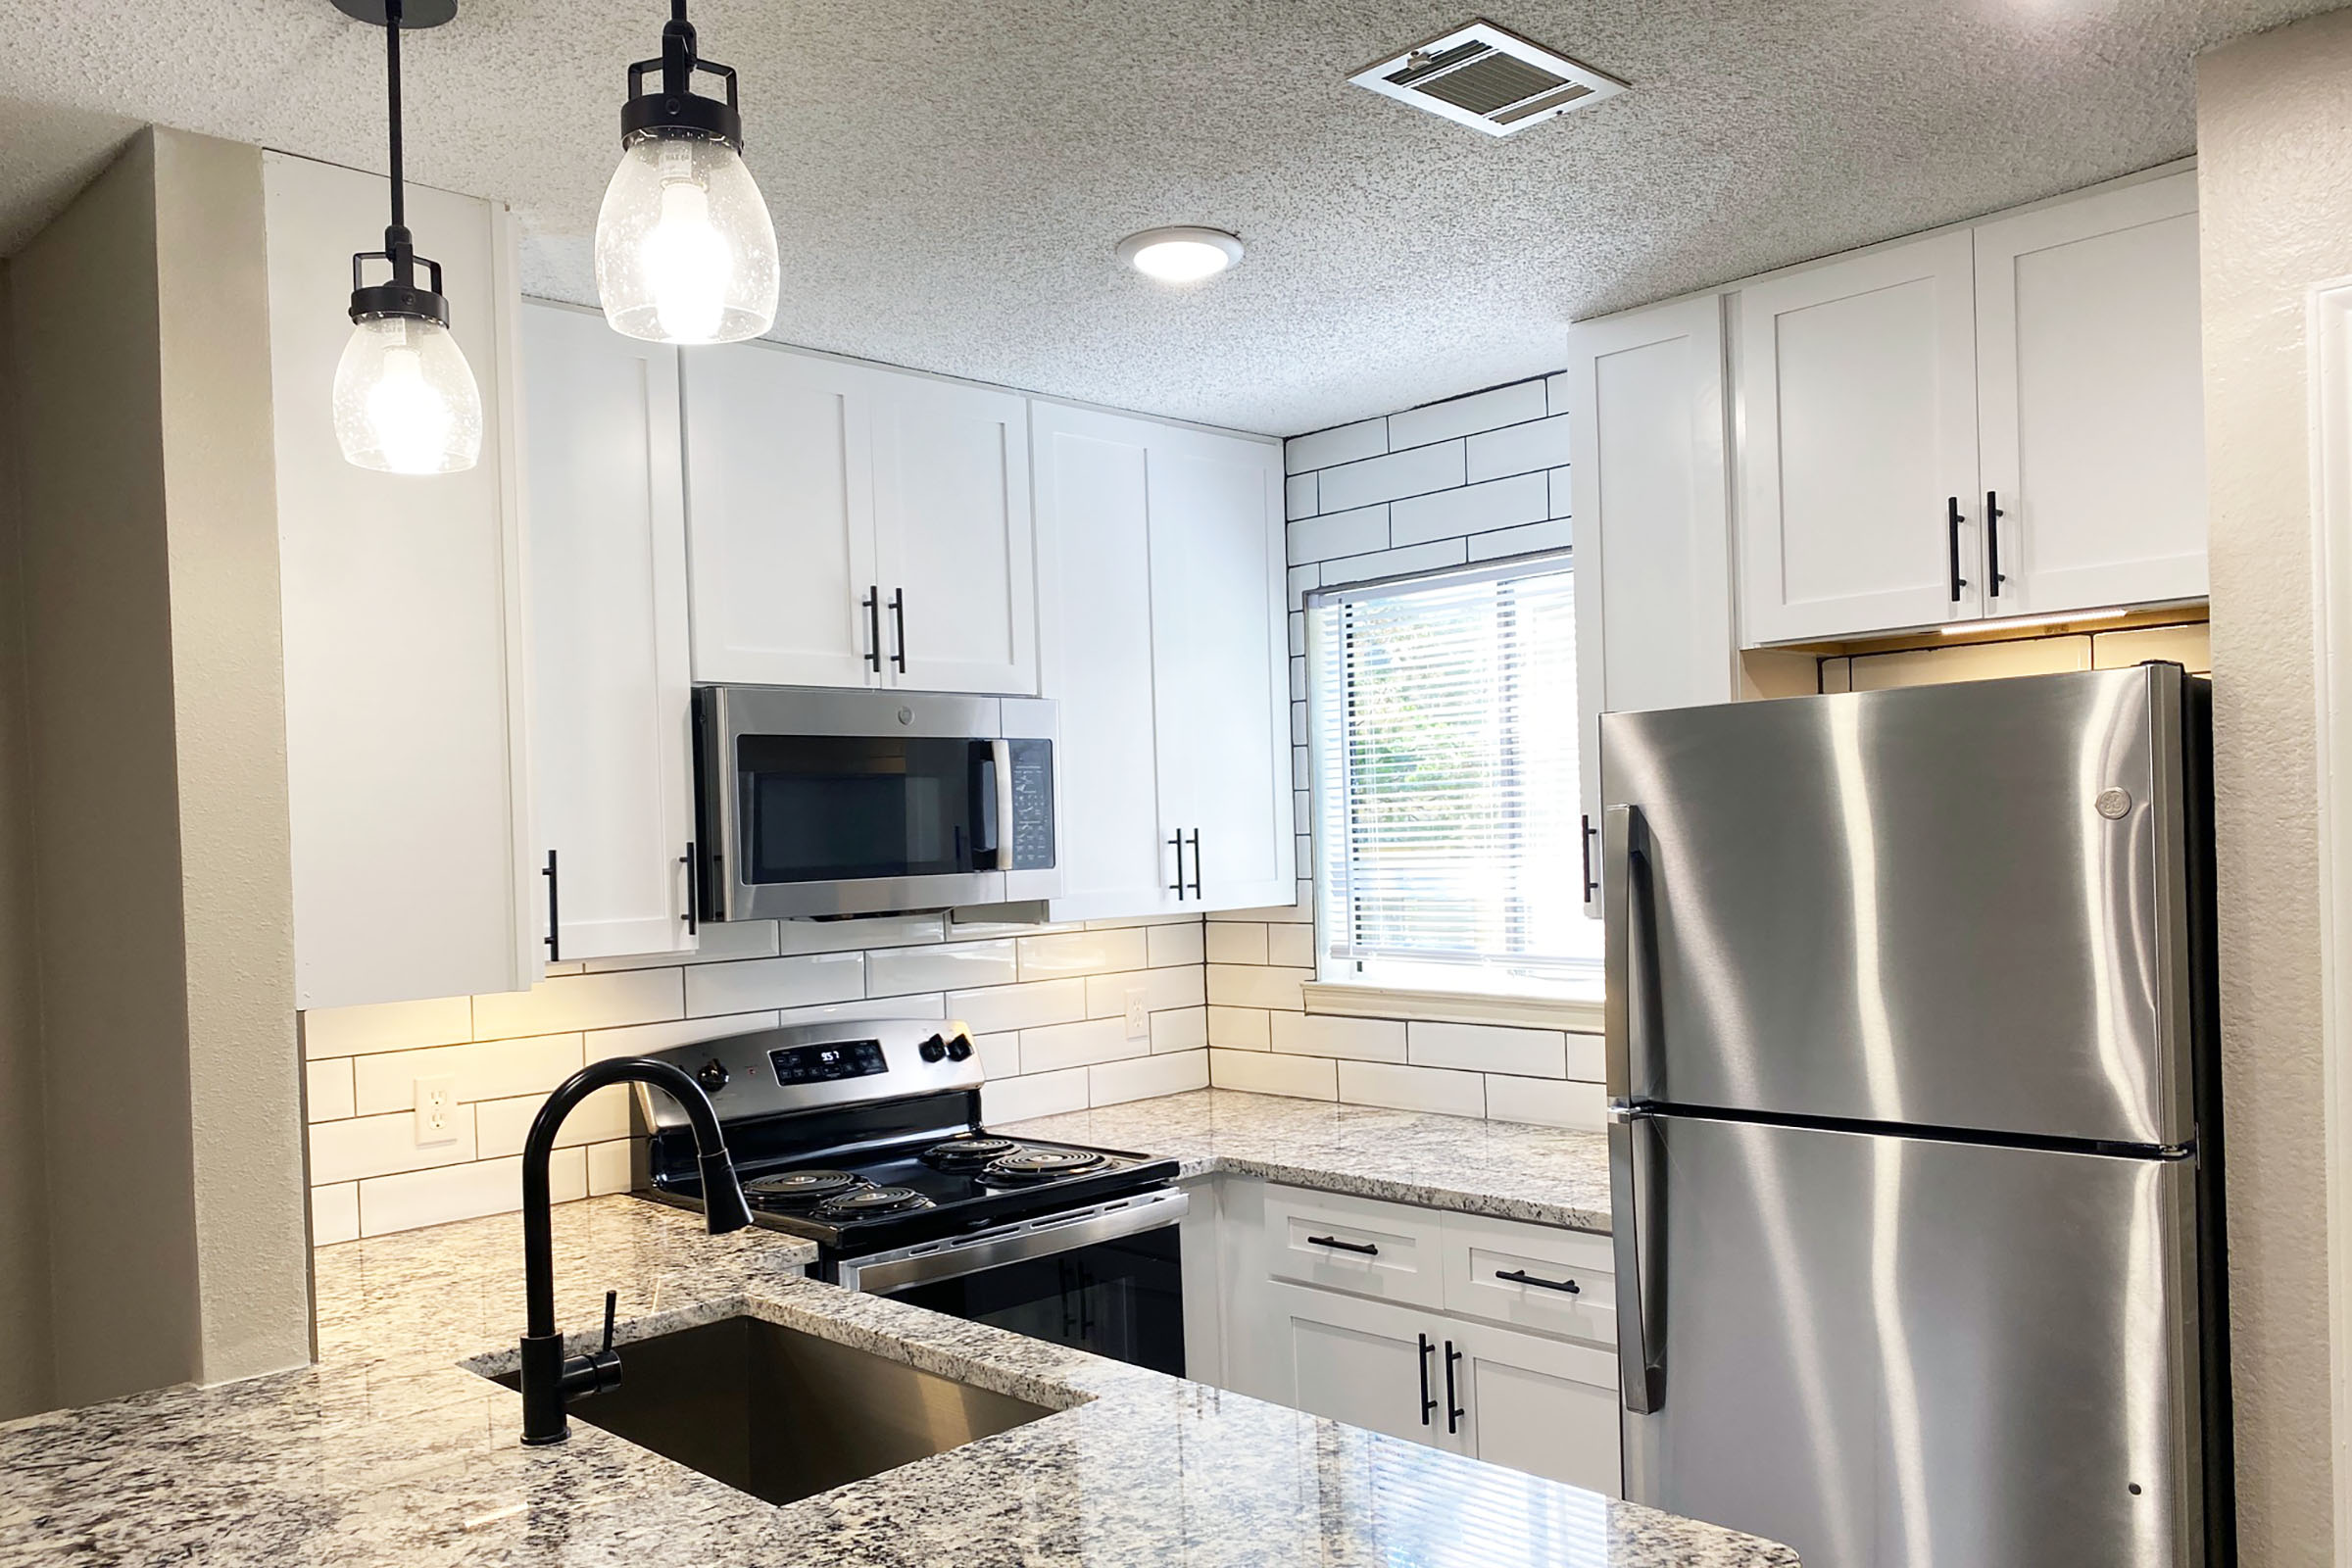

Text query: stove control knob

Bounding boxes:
[945,1033,974,1062]
[919,1034,948,1063]
[695,1059,729,1095]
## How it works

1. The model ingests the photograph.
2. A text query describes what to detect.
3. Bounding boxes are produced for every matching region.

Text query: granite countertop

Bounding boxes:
[0,1184,1788,1567]
[1006,1086,1615,1232]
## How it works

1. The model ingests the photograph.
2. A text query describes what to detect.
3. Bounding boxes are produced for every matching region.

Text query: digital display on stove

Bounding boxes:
[770,1040,887,1085]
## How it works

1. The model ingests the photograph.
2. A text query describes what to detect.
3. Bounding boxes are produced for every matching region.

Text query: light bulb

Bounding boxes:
[597,131,778,344]
[1116,226,1245,283]
[333,316,483,476]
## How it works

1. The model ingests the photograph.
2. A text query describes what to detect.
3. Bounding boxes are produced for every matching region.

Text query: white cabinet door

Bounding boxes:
[680,343,879,686]
[1560,294,1738,914]
[1147,424,1296,913]
[1450,1320,1622,1495]
[518,302,697,962]
[264,151,536,1009]
[1031,403,1180,919]
[1973,172,2206,614]
[1738,230,1983,644]
[871,377,1036,695]
[1271,1284,1460,1452]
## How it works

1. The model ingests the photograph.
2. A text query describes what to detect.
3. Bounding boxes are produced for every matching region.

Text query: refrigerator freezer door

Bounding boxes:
[1602,664,2195,1146]
[1614,1110,2205,1568]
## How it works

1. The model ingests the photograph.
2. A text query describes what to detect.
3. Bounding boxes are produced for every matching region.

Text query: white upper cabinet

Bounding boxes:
[870,377,1036,693]
[263,151,537,1011]
[518,301,697,962]
[681,341,1036,694]
[680,343,878,686]
[1559,294,1739,913]
[1972,171,2206,614]
[1737,229,1984,644]
[1035,404,1294,920]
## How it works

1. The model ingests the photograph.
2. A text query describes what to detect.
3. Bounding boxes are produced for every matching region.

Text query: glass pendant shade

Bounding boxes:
[333,314,483,475]
[595,130,778,345]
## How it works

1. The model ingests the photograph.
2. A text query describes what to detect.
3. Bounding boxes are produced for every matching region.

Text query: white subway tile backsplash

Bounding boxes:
[1209,1048,1336,1101]
[1087,965,1204,1018]
[1020,1016,1146,1074]
[1468,518,1573,562]
[1265,922,1315,969]
[1205,922,1269,965]
[1318,538,1469,589]
[1287,564,1319,609]
[311,1183,360,1246]
[1147,922,1205,968]
[1465,414,1572,482]
[1288,504,1389,564]
[582,917,780,971]
[311,1108,479,1186]
[1285,471,1319,520]
[587,1140,632,1197]
[868,939,1017,996]
[353,1031,586,1116]
[1386,381,1547,450]
[1285,417,1387,475]
[472,968,683,1040]
[1407,1021,1568,1079]
[1207,1005,1271,1050]
[1017,927,1148,980]
[1566,1032,1605,1082]
[1316,440,1466,513]
[584,1011,781,1061]
[1151,1006,1208,1054]
[1338,1060,1486,1117]
[1269,1012,1406,1062]
[982,1067,1089,1124]
[475,1084,630,1158]
[974,1031,1021,1080]
[303,994,471,1059]
[1547,466,1573,518]
[779,913,944,956]
[306,1057,356,1123]
[1485,1075,1606,1131]
[683,951,864,1015]
[359,1149,583,1238]
[780,994,945,1028]
[1207,963,1310,1011]
[1092,1049,1209,1106]
[1389,472,1547,547]
[946,977,1088,1035]
[1544,370,1572,417]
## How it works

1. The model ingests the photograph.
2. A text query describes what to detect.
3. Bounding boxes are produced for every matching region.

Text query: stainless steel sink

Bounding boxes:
[494,1315,1054,1505]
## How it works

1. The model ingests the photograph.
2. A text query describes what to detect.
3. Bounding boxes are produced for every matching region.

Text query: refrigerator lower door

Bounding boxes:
[1614,1110,2207,1568]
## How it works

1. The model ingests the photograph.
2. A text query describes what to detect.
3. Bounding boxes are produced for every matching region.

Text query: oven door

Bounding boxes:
[836,1190,1186,1376]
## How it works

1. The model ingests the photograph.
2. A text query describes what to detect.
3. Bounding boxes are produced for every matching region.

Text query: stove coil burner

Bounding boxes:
[815,1185,936,1218]
[920,1135,1023,1171]
[981,1148,1111,1184]
[743,1169,867,1206]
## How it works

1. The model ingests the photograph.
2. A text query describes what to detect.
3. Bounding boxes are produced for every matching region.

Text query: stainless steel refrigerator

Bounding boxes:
[1600,663,2228,1568]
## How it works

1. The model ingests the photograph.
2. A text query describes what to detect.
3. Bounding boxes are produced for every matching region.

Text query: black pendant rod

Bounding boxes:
[384,0,405,235]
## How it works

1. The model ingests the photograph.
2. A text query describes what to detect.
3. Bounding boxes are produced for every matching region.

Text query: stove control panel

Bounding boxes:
[771,1040,887,1085]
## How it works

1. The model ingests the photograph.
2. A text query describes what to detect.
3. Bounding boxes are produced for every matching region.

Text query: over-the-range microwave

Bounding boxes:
[693,685,1060,921]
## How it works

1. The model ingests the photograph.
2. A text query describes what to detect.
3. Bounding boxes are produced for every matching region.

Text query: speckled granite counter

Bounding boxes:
[1006,1087,1614,1232]
[0,1191,1789,1567]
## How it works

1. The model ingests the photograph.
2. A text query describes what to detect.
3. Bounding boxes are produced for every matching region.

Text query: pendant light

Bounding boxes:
[329,0,482,476]
[595,1,779,345]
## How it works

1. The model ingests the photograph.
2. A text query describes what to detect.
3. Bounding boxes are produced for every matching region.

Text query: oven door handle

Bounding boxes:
[836,1189,1189,1295]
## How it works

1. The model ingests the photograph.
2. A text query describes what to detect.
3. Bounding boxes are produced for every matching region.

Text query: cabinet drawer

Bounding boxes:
[1261,1186,1443,1307]
[1441,1212,1616,1347]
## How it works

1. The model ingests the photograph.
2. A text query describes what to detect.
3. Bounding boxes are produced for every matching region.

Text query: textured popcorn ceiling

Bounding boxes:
[0,0,2328,434]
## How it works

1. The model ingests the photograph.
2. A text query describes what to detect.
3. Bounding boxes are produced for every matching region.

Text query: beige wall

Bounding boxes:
[6,126,310,1412]
[2198,15,2352,1561]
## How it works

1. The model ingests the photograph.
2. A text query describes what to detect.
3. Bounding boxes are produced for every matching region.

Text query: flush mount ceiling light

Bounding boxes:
[1117,227,1245,284]
[328,0,483,476]
[596,1,780,345]
[1351,19,1626,136]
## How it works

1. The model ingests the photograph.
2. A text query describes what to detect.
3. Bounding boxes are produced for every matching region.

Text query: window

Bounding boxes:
[1306,555,1599,996]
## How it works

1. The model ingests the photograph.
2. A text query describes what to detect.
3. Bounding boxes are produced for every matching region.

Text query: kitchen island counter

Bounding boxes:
[1007,1086,1614,1232]
[0,1189,1784,1567]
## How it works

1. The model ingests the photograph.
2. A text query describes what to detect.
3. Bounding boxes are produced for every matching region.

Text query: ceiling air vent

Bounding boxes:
[1350,20,1626,136]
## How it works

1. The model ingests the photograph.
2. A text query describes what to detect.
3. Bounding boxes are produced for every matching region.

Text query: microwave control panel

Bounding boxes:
[1006,738,1055,870]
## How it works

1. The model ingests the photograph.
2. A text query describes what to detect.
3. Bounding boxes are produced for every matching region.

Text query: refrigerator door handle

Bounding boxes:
[1609,1109,1666,1415]
[1603,804,1654,1101]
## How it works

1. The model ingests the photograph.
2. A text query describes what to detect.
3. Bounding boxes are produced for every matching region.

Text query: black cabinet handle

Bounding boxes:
[1306,1234,1379,1256]
[1186,829,1202,898]
[680,842,697,935]
[542,849,562,962]
[1985,489,2006,599]
[861,587,882,673]
[1495,1266,1581,1295]
[1581,813,1598,901]
[1445,1340,1464,1434]
[1167,832,1188,901]
[1946,496,1969,603]
[1417,1333,1437,1426]
[888,588,907,673]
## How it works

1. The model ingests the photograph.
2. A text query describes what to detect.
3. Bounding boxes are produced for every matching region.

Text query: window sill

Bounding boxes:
[1302,979,1606,1034]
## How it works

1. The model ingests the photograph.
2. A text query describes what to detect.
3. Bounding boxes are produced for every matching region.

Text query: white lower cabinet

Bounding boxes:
[1212,1178,1622,1495]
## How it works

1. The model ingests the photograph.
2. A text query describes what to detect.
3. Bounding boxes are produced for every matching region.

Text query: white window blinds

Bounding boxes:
[1307,556,1600,991]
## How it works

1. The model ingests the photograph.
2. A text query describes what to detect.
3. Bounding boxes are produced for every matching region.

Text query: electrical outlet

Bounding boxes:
[1123,987,1150,1040]
[415,1075,460,1147]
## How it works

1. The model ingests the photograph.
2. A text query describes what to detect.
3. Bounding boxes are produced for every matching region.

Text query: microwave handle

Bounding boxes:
[979,739,1014,868]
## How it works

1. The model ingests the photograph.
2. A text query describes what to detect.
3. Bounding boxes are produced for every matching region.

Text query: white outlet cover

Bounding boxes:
[415,1074,460,1147]
[1123,988,1150,1039]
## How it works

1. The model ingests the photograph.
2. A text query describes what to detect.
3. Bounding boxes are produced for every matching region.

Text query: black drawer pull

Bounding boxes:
[1306,1234,1379,1256]
[1417,1333,1436,1426]
[1495,1267,1580,1295]
[1445,1339,1464,1434]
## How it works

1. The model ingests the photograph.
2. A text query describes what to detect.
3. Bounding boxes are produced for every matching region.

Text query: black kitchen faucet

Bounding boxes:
[516,1056,753,1446]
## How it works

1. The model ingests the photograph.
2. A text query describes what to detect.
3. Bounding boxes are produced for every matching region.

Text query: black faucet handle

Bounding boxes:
[599,1290,617,1354]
